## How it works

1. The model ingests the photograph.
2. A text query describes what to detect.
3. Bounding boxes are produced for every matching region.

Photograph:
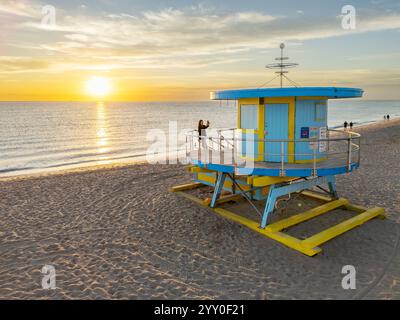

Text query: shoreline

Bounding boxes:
[2,116,399,182]
[333,116,400,131]
[351,116,400,130]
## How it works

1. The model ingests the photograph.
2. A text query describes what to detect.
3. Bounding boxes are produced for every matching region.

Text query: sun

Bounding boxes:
[85,77,112,98]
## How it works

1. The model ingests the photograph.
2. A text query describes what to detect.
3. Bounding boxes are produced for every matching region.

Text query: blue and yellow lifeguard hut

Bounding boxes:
[173,44,385,256]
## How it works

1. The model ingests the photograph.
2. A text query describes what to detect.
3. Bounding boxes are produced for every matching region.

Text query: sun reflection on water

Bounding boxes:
[96,102,110,157]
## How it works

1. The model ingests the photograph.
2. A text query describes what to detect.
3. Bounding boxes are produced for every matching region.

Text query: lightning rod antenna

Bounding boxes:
[266,43,299,88]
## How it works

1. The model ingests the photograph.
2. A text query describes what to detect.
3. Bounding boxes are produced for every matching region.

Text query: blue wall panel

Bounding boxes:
[240,104,258,129]
[295,100,328,161]
[265,104,289,162]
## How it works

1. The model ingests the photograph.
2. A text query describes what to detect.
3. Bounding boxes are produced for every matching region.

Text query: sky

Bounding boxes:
[0,0,399,101]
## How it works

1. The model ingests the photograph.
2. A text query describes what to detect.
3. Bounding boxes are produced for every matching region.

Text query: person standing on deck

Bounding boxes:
[344,121,348,131]
[198,120,210,148]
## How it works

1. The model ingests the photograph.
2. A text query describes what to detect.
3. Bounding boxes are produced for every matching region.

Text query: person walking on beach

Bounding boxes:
[344,121,348,131]
[349,122,353,130]
[384,115,387,121]
[198,120,210,148]
[387,114,390,120]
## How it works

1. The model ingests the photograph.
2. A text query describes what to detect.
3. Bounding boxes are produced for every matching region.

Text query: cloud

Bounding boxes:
[0,56,49,73]
[8,6,281,71]
[19,5,400,56]
[64,34,90,42]
[2,2,400,78]
[0,0,39,17]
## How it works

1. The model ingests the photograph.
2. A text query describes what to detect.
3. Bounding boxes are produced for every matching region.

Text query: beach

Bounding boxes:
[0,119,399,300]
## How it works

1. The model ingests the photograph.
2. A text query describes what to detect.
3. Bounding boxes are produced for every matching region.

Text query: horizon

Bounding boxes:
[0,95,399,103]
[1,0,400,101]
[1,97,400,103]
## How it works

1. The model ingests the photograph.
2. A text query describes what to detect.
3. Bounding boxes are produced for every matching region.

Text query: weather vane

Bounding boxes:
[265,43,299,88]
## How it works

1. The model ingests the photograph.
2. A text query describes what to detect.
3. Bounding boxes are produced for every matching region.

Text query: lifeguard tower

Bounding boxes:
[172,44,385,256]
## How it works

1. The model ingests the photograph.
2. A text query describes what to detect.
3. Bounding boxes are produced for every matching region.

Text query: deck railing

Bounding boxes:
[185,128,361,174]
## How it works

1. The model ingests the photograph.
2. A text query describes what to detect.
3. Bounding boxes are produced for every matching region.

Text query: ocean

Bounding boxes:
[1,100,399,177]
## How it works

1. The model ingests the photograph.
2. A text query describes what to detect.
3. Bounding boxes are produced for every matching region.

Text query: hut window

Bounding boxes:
[240,104,258,129]
[315,102,327,122]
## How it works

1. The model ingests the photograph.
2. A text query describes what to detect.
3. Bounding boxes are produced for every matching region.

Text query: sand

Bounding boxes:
[0,119,399,300]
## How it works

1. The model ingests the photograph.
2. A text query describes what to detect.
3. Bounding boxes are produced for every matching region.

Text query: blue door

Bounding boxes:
[264,104,289,162]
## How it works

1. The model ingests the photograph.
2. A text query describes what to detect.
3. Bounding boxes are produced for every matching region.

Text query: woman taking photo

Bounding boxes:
[198,120,210,148]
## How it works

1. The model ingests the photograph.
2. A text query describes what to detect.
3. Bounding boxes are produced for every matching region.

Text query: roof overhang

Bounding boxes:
[210,87,364,100]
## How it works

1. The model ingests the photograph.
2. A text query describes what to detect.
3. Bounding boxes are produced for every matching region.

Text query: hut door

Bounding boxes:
[264,104,289,162]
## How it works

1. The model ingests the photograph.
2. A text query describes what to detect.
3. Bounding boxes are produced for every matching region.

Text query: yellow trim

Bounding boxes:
[297,96,328,100]
[257,100,265,161]
[238,98,265,162]
[197,172,248,182]
[239,98,259,104]
[198,172,217,184]
[197,173,250,191]
[294,157,328,164]
[264,97,293,103]
[247,176,296,187]
[288,99,295,163]
[238,102,241,129]
[190,167,216,173]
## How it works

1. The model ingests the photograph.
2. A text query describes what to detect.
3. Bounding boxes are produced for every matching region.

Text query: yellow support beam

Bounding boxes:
[213,208,321,256]
[301,190,334,202]
[203,194,243,206]
[265,198,349,233]
[172,188,386,257]
[344,203,368,213]
[197,173,251,191]
[175,191,207,206]
[171,182,204,192]
[190,167,215,174]
[247,176,296,187]
[301,207,385,249]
